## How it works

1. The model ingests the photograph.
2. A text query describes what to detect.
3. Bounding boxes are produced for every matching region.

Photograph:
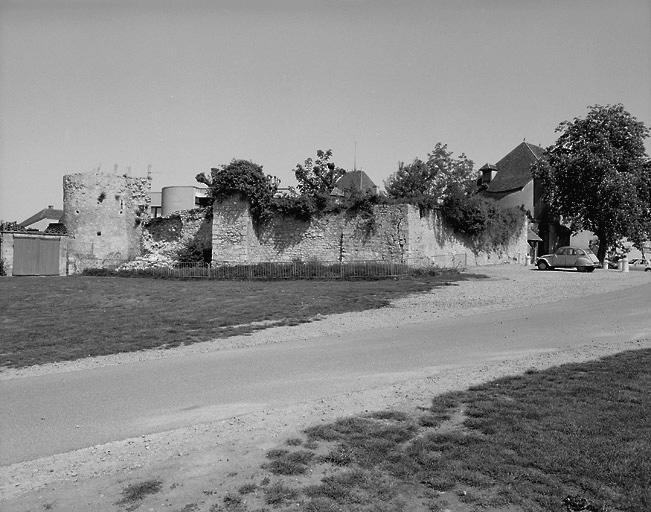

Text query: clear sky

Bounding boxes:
[1,0,649,223]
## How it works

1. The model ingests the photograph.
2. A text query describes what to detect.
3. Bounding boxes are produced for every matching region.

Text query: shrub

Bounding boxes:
[271,193,317,221]
[440,190,487,236]
[200,159,278,227]
[441,189,524,249]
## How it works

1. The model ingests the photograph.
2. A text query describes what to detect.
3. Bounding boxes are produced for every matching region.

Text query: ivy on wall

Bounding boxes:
[198,159,279,228]
[441,189,525,250]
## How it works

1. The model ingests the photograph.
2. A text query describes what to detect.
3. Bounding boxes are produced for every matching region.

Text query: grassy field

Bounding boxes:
[0,272,471,369]
[202,349,650,512]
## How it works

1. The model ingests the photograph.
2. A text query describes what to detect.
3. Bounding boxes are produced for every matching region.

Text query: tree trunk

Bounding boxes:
[596,231,608,263]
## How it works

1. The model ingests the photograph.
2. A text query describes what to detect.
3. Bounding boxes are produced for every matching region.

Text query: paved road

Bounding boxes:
[1,283,649,465]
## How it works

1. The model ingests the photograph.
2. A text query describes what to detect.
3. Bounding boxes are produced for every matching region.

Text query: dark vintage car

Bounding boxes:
[536,246,600,272]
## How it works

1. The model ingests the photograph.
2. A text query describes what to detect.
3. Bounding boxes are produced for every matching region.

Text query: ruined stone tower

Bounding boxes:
[63,171,151,272]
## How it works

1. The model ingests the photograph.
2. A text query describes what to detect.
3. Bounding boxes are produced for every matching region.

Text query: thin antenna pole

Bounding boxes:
[354,141,357,172]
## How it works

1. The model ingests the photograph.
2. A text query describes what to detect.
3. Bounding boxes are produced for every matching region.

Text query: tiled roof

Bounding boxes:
[486,142,545,193]
[19,207,64,228]
[335,171,378,193]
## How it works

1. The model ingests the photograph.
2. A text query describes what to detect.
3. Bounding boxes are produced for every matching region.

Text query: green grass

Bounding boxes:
[117,479,163,510]
[253,349,650,511]
[0,271,473,368]
[262,449,315,475]
[264,482,299,506]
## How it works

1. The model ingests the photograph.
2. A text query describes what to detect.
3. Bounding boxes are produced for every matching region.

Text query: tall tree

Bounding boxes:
[384,143,475,205]
[533,104,651,262]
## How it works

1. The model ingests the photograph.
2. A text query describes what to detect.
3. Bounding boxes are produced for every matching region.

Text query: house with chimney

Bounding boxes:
[479,141,570,260]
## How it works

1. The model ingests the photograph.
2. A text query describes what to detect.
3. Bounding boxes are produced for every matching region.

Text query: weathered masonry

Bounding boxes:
[63,171,151,272]
[212,195,530,267]
[0,231,68,276]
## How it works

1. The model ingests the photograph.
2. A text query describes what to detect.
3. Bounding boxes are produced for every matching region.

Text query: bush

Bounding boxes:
[203,159,278,227]
[441,189,524,248]
[441,190,487,236]
[271,193,317,221]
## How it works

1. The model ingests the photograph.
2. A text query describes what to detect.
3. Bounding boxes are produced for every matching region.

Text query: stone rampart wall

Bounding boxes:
[212,196,529,267]
[406,207,530,266]
[212,197,409,263]
[142,208,212,262]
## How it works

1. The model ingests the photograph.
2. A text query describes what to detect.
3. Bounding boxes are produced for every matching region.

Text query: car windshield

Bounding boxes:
[584,249,596,256]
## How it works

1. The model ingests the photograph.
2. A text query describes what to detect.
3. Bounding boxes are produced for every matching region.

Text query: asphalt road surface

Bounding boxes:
[1,283,649,465]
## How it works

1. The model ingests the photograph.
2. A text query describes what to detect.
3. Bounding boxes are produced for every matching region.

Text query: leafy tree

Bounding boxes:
[533,104,651,262]
[196,159,279,225]
[383,158,433,205]
[384,143,475,206]
[293,149,346,199]
[426,143,476,197]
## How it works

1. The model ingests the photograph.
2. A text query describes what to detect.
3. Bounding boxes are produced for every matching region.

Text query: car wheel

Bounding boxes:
[537,260,549,271]
[645,268,650,272]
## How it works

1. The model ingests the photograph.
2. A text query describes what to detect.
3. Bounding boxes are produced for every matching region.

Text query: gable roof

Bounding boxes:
[486,142,545,193]
[335,171,378,194]
[19,206,64,228]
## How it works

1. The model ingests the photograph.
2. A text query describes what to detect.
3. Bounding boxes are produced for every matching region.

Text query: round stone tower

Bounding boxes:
[63,171,151,272]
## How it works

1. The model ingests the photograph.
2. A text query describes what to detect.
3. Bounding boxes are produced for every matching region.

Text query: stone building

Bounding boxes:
[479,141,570,258]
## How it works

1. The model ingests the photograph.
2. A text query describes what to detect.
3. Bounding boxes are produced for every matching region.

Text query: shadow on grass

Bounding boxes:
[252,349,650,512]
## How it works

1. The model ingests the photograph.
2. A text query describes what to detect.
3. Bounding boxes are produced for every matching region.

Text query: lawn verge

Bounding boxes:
[0,271,471,368]
[228,349,650,511]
